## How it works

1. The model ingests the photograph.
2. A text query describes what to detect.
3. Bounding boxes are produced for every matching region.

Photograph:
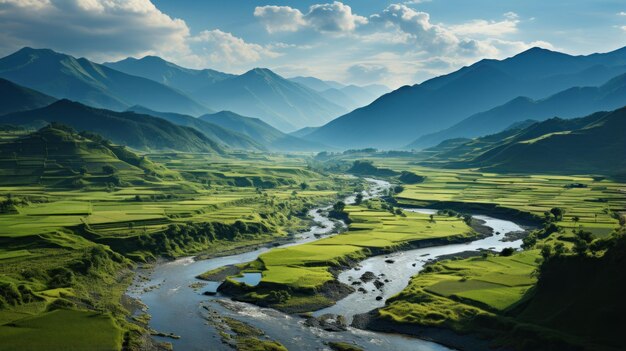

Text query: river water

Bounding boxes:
[127,179,526,351]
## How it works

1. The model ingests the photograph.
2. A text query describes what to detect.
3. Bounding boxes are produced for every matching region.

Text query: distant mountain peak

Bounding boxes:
[244,67,281,79]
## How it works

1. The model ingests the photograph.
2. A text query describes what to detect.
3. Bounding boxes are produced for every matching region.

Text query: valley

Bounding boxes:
[0,10,624,350]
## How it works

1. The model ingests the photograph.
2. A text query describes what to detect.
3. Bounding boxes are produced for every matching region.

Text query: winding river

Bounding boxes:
[127,179,527,351]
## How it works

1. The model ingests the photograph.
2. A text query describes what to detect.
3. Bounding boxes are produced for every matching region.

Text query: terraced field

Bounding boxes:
[0,146,354,350]
[220,200,478,312]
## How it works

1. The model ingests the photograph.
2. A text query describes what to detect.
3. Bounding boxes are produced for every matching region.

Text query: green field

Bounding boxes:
[0,309,123,351]
[216,199,478,311]
[0,131,357,350]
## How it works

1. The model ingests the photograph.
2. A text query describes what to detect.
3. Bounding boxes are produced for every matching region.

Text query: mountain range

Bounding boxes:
[422,107,626,175]
[106,56,347,132]
[288,76,389,111]
[0,48,210,116]
[408,72,626,149]
[305,46,626,149]
[0,99,223,153]
[126,105,264,151]
[0,78,56,115]
[199,111,327,152]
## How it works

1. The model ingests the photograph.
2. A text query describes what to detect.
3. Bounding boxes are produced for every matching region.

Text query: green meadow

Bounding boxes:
[216,199,478,312]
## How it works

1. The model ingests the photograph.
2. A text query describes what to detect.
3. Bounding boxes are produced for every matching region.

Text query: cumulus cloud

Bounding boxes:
[618,11,626,16]
[189,29,279,66]
[0,0,282,72]
[369,4,459,53]
[254,1,366,33]
[254,5,305,33]
[0,0,189,60]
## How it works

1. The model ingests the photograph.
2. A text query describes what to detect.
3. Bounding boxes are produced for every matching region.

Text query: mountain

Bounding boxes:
[0,78,57,115]
[105,56,233,96]
[126,106,264,151]
[306,46,626,149]
[409,72,626,149]
[193,68,347,132]
[199,111,327,152]
[0,125,163,187]
[0,47,209,116]
[289,126,319,138]
[0,100,223,153]
[290,76,389,111]
[288,76,345,91]
[426,108,626,175]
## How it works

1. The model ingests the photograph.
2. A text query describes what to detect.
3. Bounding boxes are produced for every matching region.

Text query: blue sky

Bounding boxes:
[1,0,625,88]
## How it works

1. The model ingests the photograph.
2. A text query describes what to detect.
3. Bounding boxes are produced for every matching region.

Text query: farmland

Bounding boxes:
[0,129,355,350]
[216,198,479,312]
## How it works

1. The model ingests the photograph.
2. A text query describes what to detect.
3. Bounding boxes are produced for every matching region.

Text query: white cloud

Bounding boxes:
[0,0,282,72]
[347,63,389,84]
[621,26,626,31]
[253,5,305,33]
[188,29,279,67]
[618,11,626,16]
[504,11,519,20]
[369,4,459,53]
[450,18,519,37]
[0,0,190,60]
[306,1,367,32]
[254,1,366,33]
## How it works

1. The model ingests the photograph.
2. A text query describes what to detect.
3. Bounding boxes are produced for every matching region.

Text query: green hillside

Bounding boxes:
[200,111,328,151]
[126,106,265,151]
[0,78,56,115]
[424,107,626,176]
[0,100,224,153]
[0,48,209,116]
[0,125,164,187]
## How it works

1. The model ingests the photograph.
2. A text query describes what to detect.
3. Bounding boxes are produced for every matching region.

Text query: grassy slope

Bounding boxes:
[0,309,123,351]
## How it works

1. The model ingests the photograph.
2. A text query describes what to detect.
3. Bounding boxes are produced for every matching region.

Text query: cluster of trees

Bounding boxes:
[0,281,38,308]
[0,193,20,214]
[114,220,272,258]
[265,290,290,304]
[437,209,473,225]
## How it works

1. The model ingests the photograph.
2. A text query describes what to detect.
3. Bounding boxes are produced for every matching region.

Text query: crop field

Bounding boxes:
[352,160,626,238]
[223,201,477,311]
[0,309,122,351]
[0,151,353,349]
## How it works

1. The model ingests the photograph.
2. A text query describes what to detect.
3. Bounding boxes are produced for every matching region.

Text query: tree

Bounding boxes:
[333,201,346,213]
[554,242,567,257]
[102,165,116,175]
[573,239,589,257]
[300,182,309,190]
[429,214,435,223]
[79,166,88,176]
[354,193,364,205]
[499,247,515,257]
[550,207,565,221]
[522,233,537,249]
[541,245,552,260]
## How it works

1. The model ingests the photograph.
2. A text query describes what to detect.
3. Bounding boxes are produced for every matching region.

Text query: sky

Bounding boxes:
[0,0,625,88]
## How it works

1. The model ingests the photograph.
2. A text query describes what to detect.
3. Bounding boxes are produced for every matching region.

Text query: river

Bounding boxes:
[127,179,527,351]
